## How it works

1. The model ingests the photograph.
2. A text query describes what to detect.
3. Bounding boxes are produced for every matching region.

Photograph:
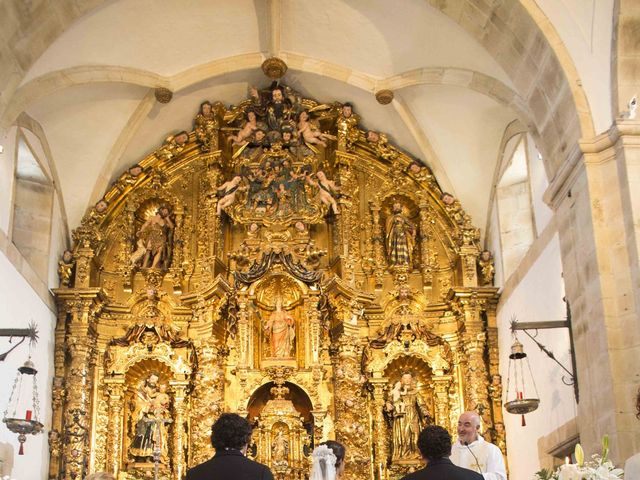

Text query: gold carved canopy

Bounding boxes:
[51,80,501,480]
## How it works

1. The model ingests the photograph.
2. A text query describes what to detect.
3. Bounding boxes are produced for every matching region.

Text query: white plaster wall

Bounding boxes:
[497,234,577,480]
[0,251,54,480]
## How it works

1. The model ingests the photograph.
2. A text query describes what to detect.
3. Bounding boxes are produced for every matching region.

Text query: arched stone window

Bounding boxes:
[11,134,54,281]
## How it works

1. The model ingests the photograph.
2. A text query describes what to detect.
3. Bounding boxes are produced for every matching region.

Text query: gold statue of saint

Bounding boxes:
[264,298,296,358]
[129,374,171,462]
[131,206,175,270]
[271,429,289,464]
[385,203,416,267]
[385,373,431,461]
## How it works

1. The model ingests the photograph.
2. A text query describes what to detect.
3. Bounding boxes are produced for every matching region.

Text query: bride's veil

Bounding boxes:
[310,444,338,480]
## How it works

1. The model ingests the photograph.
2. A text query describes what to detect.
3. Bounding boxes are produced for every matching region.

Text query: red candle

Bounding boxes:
[25,410,32,421]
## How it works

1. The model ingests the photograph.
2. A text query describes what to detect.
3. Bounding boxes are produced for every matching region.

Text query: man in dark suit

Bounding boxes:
[186,413,274,480]
[401,425,484,480]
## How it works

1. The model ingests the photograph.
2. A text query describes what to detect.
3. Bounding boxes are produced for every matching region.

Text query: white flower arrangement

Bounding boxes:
[534,436,623,480]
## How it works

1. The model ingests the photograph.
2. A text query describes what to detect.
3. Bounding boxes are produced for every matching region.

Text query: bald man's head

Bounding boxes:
[457,411,481,444]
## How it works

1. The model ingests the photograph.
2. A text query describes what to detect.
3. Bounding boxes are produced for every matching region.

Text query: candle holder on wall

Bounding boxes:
[2,357,44,454]
[504,337,540,426]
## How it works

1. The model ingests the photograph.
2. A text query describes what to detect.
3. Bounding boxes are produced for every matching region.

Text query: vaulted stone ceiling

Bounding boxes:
[1,0,607,238]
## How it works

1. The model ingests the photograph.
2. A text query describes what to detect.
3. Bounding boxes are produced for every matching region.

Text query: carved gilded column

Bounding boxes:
[171,381,189,480]
[49,306,68,479]
[452,292,492,432]
[484,298,505,454]
[334,151,359,282]
[104,377,125,476]
[73,245,95,289]
[190,340,226,466]
[307,290,321,365]
[169,204,185,293]
[369,202,385,289]
[332,333,370,480]
[432,374,453,428]
[418,199,435,287]
[55,290,102,480]
[236,290,250,367]
[370,378,389,480]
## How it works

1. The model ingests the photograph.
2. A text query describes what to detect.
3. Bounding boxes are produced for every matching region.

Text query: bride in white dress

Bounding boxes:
[310,441,346,480]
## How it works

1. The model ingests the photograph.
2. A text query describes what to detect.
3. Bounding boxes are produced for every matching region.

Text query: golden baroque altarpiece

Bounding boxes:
[51,80,502,480]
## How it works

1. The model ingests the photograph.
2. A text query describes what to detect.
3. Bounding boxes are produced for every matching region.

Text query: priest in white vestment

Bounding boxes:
[450,411,507,480]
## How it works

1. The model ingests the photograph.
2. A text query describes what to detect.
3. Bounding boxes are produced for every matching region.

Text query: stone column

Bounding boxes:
[171,381,189,480]
[370,378,389,480]
[545,121,640,462]
[104,377,125,476]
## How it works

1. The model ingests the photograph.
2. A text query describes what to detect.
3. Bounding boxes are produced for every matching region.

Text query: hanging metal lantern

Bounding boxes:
[504,337,540,426]
[2,357,44,454]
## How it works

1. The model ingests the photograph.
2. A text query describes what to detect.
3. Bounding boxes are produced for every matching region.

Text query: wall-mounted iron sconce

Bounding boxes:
[510,300,578,403]
[0,323,38,362]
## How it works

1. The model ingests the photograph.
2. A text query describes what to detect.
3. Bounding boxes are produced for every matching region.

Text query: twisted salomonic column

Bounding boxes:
[55,291,102,480]
[370,378,389,480]
[189,339,226,466]
[104,378,125,477]
[171,382,189,480]
[332,334,370,480]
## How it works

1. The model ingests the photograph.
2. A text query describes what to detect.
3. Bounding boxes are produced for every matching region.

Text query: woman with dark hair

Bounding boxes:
[624,387,640,479]
[310,440,346,480]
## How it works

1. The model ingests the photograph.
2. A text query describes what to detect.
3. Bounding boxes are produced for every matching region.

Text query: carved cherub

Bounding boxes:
[194,101,221,152]
[57,250,74,287]
[478,250,495,285]
[157,131,189,161]
[216,175,245,214]
[335,102,360,151]
[366,130,398,161]
[306,170,340,214]
[229,109,259,145]
[298,110,335,147]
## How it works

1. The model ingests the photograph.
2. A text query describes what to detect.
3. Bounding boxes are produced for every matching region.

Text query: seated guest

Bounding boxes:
[186,413,274,480]
[401,425,483,480]
[451,412,507,480]
[310,440,346,480]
